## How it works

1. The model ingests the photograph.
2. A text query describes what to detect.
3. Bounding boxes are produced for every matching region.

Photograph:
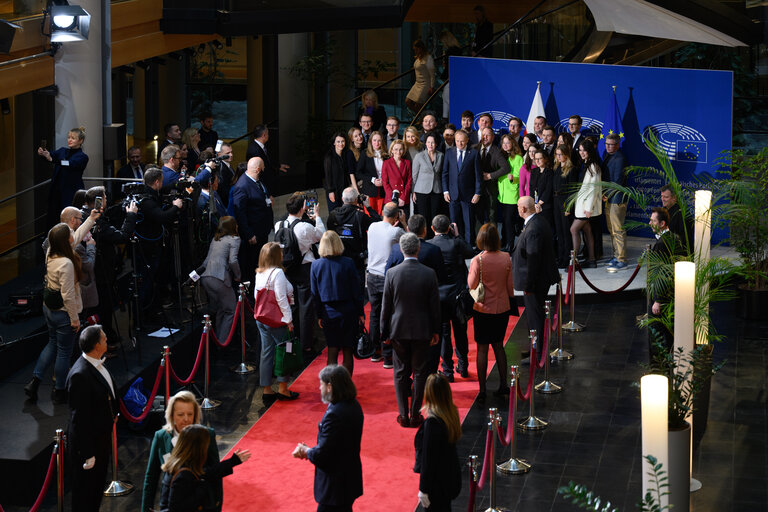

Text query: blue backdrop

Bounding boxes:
[449,57,733,241]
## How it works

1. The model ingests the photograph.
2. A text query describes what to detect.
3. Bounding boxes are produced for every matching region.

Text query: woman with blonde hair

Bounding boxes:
[254,242,299,402]
[160,424,251,512]
[382,140,413,212]
[357,90,387,132]
[310,231,364,375]
[25,223,83,404]
[345,127,364,194]
[37,126,88,217]
[403,125,423,161]
[356,131,388,213]
[181,127,202,172]
[405,39,435,113]
[414,373,462,511]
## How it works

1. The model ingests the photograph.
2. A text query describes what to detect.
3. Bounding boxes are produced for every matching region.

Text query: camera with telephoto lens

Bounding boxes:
[121,182,151,208]
[357,193,368,206]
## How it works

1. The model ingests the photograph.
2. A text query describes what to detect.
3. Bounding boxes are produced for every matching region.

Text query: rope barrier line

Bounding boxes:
[28,449,56,512]
[466,427,496,511]
[119,363,164,423]
[243,295,254,316]
[575,260,642,294]
[496,388,516,448]
[169,332,207,385]
[210,301,242,348]
[564,262,573,305]
[536,322,550,370]
[516,339,536,402]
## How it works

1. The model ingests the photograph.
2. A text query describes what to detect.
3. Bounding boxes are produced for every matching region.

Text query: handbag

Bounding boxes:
[275,331,303,377]
[454,288,475,324]
[354,323,376,359]
[253,269,285,328]
[469,254,485,303]
[43,287,64,310]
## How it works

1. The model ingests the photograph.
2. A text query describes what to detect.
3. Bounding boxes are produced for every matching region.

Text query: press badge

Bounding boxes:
[61,160,70,166]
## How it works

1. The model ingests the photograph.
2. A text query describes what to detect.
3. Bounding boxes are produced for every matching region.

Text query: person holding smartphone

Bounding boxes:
[38,127,89,225]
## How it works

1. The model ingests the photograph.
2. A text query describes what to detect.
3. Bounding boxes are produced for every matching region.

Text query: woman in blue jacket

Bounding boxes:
[38,127,89,216]
[310,231,364,375]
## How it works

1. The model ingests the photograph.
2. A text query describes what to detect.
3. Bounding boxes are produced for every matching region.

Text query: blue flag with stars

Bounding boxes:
[598,87,624,156]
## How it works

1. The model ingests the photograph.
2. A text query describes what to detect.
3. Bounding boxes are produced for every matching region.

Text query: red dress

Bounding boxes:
[381,158,412,205]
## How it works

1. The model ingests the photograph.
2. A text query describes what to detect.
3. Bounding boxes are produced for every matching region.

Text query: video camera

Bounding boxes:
[167,178,201,200]
[121,182,151,208]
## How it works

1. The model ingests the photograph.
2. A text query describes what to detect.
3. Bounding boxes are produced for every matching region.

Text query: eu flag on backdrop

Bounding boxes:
[598,88,624,156]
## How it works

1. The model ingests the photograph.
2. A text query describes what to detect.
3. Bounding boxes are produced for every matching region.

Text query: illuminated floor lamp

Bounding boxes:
[641,374,669,510]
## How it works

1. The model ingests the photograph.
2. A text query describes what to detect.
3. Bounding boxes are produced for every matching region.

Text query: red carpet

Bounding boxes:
[222,307,521,511]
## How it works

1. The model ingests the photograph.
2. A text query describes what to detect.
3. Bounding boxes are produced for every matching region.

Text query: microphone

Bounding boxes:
[391,189,400,202]
[183,266,206,286]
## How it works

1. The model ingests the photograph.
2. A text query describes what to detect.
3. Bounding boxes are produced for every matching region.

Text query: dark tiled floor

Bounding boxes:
[2,296,767,512]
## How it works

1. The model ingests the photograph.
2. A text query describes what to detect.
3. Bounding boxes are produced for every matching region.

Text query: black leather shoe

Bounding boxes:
[276,390,299,401]
[410,415,424,428]
[263,392,278,404]
[396,415,410,428]
[438,371,455,383]
[51,388,67,405]
[24,377,40,402]
[458,368,469,378]
[477,391,486,403]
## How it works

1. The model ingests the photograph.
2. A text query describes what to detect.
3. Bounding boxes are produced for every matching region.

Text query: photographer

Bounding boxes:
[326,187,380,299]
[159,144,210,193]
[135,168,183,313]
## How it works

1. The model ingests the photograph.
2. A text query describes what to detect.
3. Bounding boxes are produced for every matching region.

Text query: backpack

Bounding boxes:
[274,218,303,275]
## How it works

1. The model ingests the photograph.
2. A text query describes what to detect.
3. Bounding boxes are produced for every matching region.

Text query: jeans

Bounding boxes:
[256,321,290,387]
[35,306,75,390]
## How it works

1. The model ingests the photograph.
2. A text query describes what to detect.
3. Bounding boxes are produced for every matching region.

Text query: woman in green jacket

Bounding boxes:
[497,134,524,252]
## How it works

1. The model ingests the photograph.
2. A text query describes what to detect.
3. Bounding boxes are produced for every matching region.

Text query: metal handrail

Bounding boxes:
[0,179,51,206]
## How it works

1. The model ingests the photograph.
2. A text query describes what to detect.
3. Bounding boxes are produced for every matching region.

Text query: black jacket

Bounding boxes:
[161,455,241,512]
[355,153,385,198]
[429,233,474,305]
[135,186,180,243]
[323,150,349,198]
[414,416,462,500]
[326,203,380,267]
[512,214,559,293]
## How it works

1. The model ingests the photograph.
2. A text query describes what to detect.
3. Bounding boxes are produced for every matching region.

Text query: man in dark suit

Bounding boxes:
[498,116,524,149]
[216,142,235,208]
[460,111,478,146]
[442,130,481,245]
[229,156,274,281]
[419,111,443,149]
[384,214,446,284]
[660,184,694,254]
[541,125,557,158]
[568,115,585,167]
[429,214,474,380]
[157,122,181,159]
[113,145,144,200]
[197,112,218,152]
[66,325,116,512]
[512,196,560,346]
[245,124,289,197]
[293,365,363,512]
[381,233,441,428]
[475,127,510,229]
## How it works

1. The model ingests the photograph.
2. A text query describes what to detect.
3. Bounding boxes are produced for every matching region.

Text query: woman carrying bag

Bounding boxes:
[253,242,300,403]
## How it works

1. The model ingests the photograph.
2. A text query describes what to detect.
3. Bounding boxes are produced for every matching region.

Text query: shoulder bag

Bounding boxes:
[469,254,485,303]
[253,269,286,328]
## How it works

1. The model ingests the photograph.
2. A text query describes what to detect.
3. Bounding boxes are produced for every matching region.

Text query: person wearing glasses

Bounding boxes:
[602,133,628,270]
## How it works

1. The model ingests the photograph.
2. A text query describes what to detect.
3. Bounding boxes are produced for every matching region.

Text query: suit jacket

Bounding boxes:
[201,235,241,287]
[245,140,279,195]
[310,256,364,319]
[602,151,627,205]
[217,161,235,208]
[385,239,447,284]
[113,162,144,199]
[534,168,554,211]
[227,175,273,241]
[414,416,462,500]
[649,230,684,304]
[355,153,385,198]
[382,158,412,204]
[476,144,511,180]
[411,150,444,195]
[442,146,481,202]
[66,355,116,465]
[381,258,441,341]
[323,150,349,198]
[429,233,474,304]
[512,214,559,293]
[667,203,693,253]
[307,399,364,507]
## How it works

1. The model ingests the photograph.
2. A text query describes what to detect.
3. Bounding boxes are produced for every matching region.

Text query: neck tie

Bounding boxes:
[458,150,464,168]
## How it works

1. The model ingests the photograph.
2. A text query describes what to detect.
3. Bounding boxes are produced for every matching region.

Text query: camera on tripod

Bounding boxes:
[121,182,151,207]
[167,179,201,201]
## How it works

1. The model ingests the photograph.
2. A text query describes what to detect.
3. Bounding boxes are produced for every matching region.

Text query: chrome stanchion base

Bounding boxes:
[200,398,221,410]
[497,458,531,475]
[484,507,511,512]
[230,362,256,374]
[104,480,134,497]
[550,348,573,361]
[535,380,562,394]
[561,320,584,332]
[691,478,702,492]
[518,415,548,431]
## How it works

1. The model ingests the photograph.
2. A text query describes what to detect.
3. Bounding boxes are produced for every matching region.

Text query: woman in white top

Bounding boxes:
[405,39,435,113]
[253,242,299,402]
[570,139,602,268]
[355,131,388,214]
[25,223,83,404]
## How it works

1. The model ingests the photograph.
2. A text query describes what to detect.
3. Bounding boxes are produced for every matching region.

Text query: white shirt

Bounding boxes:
[523,212,535,227]
[372,150,383,181]
[274,215,326,264]
[83,353,115,398]
[457,149,465,166]
[367,221,405,276]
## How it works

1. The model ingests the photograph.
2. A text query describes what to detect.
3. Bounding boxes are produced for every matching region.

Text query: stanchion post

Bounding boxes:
[104,414,134,496]
[551,281,573,361]
[519,330,548,431]
[536,301,562,394]
[163,345,171,407]
[563,250,584,332]
[497,365,531,475]
[55,429,64,512]
[200,315,221,410]
[467,454,478,512]
[485,408,510,512]
[231,284,256,374]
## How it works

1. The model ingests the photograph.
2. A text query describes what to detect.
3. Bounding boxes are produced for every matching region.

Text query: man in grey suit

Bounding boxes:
[381,233,441,428]
[512,196,560,347]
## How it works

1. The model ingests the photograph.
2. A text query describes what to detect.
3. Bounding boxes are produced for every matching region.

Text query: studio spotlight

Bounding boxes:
[49,1,91,43]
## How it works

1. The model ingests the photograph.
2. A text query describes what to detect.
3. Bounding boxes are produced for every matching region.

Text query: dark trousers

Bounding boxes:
[366,273,388,358]
[523,286,549,344]
[136,242,161,310]
[238,236,267,287]
[200,276,237,343]
[439,302,469,375]
[317,504,353,512]
[414,192,443,238]
[392,339,430,420]
[292,264,316,351]
[501,203,522,251]
[554,197,573,266]
[71,435,110,512]
[475,179,499,231]
[449,200,475,246]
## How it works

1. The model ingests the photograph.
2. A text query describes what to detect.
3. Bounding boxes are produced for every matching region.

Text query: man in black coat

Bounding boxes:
[442,130,481,245]
[66,325,116,512]
[245,124,289,197]
[475,127,510,229]
[113,145,144,201]
[429,214,474,380]
[384,214,446,285]
[660,184,694,254]
[293,365,364,512]
[512,196,560,347]
[381,233,441,428]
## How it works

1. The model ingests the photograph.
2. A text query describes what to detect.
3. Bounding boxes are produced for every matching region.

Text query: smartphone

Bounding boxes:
[40,139,47,150]
[95,196,103,210]
[215,139,223,153]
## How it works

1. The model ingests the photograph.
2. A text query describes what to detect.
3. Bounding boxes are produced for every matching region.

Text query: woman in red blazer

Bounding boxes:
[382,140,412,212]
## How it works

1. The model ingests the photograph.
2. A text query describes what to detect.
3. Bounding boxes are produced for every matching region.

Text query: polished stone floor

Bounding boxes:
[3,294,765,512]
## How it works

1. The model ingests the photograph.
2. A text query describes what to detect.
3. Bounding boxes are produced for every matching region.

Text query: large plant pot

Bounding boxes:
[737,285,768,320]
[668,421,691,512]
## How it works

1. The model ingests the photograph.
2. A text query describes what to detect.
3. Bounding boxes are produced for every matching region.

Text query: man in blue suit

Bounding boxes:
[159,144,209,193]
[229,156,274,281]
[442,130,481,246]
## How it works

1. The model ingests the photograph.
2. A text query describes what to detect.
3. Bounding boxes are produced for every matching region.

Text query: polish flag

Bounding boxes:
[525,81,545,135]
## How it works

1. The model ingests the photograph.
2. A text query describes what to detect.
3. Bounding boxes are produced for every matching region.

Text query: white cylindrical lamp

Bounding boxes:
[641,374,669,509]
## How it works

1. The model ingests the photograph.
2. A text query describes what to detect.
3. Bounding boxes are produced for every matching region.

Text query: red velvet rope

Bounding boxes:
[27,449,56,512]
[574,259,642,294]
[210,301,242,348]
[496,385,516,448]
[551,313,559,332]
[243,295,254,316]
[466,428,493,511]
[119,362,164,423]
[516,339,536,401]
[536,319,550,370]
[169,332,207,385]
[564,263,573,305]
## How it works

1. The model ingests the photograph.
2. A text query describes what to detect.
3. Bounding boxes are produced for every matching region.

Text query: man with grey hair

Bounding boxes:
[381,232,441,428]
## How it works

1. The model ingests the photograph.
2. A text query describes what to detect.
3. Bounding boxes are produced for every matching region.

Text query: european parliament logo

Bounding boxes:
[555,117,603,137]
[474,111,515,132]
[642,123,708,163]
